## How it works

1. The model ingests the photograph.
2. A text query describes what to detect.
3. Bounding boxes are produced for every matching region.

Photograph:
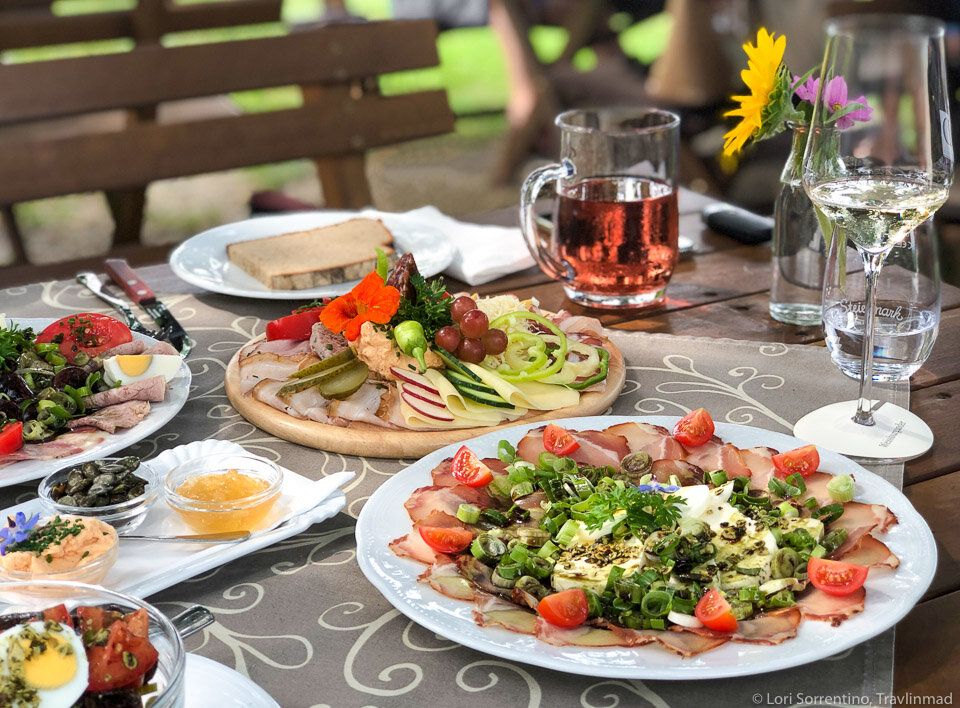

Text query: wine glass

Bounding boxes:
[795,14,953,460]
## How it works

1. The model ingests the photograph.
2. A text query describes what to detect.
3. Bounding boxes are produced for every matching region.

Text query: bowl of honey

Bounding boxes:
[162,453,283,533]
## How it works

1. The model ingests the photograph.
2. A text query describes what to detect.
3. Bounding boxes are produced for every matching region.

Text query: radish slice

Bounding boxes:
[667,611,703,629]
[401,390,455,422]
[390,366,441,396]
[400,383,445,408]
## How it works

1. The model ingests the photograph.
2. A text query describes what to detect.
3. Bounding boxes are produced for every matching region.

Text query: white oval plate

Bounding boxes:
[356,415,937,680]
[185,654,279,708]
[0,318,191,488]
[169,210,457,300]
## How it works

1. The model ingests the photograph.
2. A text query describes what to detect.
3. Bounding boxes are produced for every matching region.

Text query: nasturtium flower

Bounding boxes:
[320,271,401,341]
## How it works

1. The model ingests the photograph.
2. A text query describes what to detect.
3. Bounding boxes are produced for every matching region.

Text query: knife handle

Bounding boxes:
[105,258,155,304]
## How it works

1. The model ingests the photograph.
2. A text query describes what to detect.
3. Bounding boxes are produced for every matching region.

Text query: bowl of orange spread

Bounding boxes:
[0,515,119,584]
[163,453,283,533]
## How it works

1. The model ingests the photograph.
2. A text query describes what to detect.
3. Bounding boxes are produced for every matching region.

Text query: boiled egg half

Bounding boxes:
[0,620,88,706]
[103,354,182,386]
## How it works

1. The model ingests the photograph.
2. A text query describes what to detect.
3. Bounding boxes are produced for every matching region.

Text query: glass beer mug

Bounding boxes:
[519,108,681,309]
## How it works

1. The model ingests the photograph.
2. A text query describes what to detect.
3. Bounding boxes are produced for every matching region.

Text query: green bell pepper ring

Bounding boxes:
[393,320,429,372]
[567,347,610,390]
[489,312,568,382]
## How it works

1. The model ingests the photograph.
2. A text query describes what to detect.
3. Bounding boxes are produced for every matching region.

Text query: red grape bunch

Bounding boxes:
[435,296,507,364]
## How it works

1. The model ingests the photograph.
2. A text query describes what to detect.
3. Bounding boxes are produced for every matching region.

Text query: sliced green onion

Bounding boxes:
[584,589,603,618]
[810,544,827,558]
[456,503,481,525]
[492,567,518,587]
[497,440,517,464]
[815,503,844,525]
[738,587,763,603]
[480,508,509,527]
[777,501,799,518]
[771,547,800,579]
[826,474,855,503]
[822,528,848,553]
[537,540,559,559]
[605,565,625,593]
[486,477,513,502]
[470,534,507,565]
[709,470,728,487]
[554,519,581,548]
[516,527,550,547]
[640,590,673,618]
[734,565,762,576]
[804,497,819,511]
[764,589,796,608]
[784,473,807,495]
[510,481,534,500]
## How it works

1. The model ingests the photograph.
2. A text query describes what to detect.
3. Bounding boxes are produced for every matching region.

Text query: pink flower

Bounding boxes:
[822,76,873,129]
[793,75,820,103]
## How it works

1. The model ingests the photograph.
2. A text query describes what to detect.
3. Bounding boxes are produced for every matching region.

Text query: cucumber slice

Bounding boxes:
[316,360,370,400]
[291,348,355,379]
[435,347,483,382]
[457,384,515,409]
[278,360,356,396]
[443,370,498,394]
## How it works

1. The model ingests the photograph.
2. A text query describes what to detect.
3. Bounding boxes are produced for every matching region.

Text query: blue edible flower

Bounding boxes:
[0,511,40,556]
[636,482,680,494]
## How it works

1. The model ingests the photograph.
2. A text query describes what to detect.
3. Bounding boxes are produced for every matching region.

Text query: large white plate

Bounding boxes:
[356,415,938,680]
[169,210,457,300]
[185,654,279,708]
[0,318,191,488]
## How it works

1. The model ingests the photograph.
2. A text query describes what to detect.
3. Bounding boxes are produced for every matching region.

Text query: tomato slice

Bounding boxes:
[673,408,715,447]
[451,446,494,487]
[417,525,473,554]
[772,445,820,478]
[36,313,132,363]
[808,556,868,597]
[87,621,158,692]
[695,588,738,632]
[265,307,325,342]
[121,608,149,638]
[41,604,73,628]
[76,606,118,636]
[543,424,580,456]
[537,589,589,629]
[0,421,23,456]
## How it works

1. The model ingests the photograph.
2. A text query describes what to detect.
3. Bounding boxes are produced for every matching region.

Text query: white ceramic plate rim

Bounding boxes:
[1,318,191,487]
[356,415,937,680]
[185,654,279,708]
[169,210,457,300]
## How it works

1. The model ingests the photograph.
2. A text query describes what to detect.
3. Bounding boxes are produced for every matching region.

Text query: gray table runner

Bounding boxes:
[0,270,905,708]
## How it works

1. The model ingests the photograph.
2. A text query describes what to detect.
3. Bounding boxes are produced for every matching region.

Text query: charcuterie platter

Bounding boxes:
[224,253,625,458]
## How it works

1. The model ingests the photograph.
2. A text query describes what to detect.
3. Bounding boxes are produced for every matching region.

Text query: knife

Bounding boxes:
[123,530,251,543]
[76,272,160,338]
[104,259,195,357]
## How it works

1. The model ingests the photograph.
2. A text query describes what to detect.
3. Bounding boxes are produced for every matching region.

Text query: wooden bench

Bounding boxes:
[0,17,454,265]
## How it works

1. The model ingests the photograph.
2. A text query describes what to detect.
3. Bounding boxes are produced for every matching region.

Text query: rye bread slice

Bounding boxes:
[227,218,395,290]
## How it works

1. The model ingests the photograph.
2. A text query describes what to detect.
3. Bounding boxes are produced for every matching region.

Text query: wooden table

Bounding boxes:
[460,192,960,701]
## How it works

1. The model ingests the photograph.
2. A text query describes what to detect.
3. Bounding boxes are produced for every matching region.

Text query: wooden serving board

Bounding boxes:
[225,337,626,458]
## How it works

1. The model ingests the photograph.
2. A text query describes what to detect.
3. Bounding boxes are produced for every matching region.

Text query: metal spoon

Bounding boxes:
[170,605,215,639]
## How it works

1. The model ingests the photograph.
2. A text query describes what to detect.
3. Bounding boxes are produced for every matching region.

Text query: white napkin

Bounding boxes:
[383,206,535,286]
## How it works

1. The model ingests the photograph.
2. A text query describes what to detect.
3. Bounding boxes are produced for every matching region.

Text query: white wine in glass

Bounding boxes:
[795,15,953,460]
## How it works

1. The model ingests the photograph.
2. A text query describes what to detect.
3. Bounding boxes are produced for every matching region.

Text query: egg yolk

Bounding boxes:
[21,635,77,689]
[115,354,152,376]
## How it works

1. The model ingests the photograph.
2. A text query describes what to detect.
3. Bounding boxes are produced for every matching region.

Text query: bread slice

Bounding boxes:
[227,218,395,290]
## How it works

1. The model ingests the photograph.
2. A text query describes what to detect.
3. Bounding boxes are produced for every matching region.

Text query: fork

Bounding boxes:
[76,272,167,339]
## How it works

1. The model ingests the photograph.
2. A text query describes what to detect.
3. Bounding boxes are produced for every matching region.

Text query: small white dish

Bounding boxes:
[0,318,191,488]
[184,654,279,708]
[169,210,457,300]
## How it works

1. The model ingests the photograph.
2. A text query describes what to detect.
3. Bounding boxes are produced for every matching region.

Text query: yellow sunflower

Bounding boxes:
[722,28,787,156]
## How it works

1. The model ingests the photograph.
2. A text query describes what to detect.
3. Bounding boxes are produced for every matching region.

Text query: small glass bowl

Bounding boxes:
[0,580,185,706]
[0,520,119,585]
[163,453,283,534]
[39,458,158,534]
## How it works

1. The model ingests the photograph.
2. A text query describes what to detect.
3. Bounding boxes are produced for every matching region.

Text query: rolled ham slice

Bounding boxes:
[605,422,687,461]
[796,586,866,626]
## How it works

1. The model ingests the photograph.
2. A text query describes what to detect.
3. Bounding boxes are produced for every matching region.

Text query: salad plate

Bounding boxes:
[356,414,937,680]
[184,654,280,708]
[169,209,456,300]
[0,317,191,488]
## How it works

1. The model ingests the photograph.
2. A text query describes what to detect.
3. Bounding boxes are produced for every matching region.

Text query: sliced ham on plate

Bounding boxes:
[605,422,687,461]
[66,400,150,434]
[0,428,109,466]
[431,457,507,487]
[84,375,166,408]
[742,446,778,491]
[829,502,898,558]
[803,471,842,507]
[419,562,477,601]
[796,586,866,626]
[684,439,752,479]
[388,510,468,565]
[473,594,538,635]
[833,533,899,568]
[403,485,492,524]
[535,618,624,647]
[516,427,628,468]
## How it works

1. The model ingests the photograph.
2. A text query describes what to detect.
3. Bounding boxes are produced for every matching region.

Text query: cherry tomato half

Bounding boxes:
[772,445,820,479]
[695,588,738,632]
[537,589,589,629]
[36,312,132,363]
[0,421,23,456]
[265,306,325,342]
[807,556,868,597]
[451,446,494,487]
[417,525,473,554]
[673,408,715,448]
[543,424,580,456]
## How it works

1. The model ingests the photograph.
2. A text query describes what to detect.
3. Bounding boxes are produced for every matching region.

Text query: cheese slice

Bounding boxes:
[465,364,580,411]
[421,370,527,424]
[399,399,519,430]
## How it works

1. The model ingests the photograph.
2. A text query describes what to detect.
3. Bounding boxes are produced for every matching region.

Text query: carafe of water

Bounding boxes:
[519,108,680,309]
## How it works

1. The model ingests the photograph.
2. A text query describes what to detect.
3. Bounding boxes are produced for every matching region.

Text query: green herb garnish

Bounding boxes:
[579,485,684,535]
[388,273,452,341]
[5,516,85,557]
[0,322,34,372]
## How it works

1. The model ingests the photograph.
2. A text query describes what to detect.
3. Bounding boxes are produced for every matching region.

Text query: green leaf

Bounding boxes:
[375,248,390,282]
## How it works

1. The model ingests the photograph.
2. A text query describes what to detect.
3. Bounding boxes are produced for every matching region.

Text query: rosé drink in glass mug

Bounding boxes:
[520,108,680,309]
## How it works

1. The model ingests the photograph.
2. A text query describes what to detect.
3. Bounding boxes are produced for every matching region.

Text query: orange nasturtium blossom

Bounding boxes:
[723,27,787,156]
[320,271,401,341]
